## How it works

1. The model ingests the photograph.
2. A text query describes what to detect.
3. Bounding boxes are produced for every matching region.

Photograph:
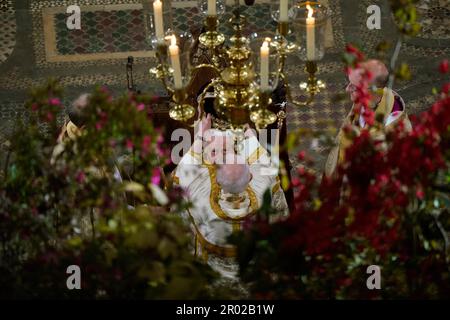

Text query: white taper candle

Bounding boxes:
[169,35,183,89]
[260,39,270,91]
[153,0,164,41]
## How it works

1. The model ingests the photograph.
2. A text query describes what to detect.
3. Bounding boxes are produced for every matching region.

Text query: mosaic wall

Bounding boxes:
[31,0,152,68]
[172,3,277,36]
[0,0,16,64]
[54,9,149,55]
[0,0,448,173]
[417,0,450,40]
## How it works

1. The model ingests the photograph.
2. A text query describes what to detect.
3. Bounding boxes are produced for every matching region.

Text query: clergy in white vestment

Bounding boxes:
[173,114,288,278]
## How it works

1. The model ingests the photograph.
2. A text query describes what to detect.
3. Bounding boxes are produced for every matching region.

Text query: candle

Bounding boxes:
[168,35,183,89]
[279,0,289,22]
[153,0,164,41]
[306,4,315,61]
[207,0,216,16]
[260,39,270,91]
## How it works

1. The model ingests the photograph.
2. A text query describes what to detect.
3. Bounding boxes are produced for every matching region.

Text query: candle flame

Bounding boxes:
[306,4,314,18]
[262,40,269,48]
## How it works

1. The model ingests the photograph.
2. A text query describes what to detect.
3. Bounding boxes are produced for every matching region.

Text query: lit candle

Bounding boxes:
[168,35,183,89]
[153,0,164,41]
[306,4,315,61]
[279,0,289,22]
[207,0,216,16]
[260,39,270,91]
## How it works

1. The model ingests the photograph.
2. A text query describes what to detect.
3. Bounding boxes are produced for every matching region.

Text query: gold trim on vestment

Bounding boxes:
[66,121,82,140]
[247,146,268,165]
[186,209,237,258]
[206,165,259,221]
[189,149,203,162]
[171,172,180,185]
[272,180,281,194]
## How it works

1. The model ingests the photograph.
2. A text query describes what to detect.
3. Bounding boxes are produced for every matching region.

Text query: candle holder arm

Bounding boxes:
[197,78,221,120]
[281,72,315,107]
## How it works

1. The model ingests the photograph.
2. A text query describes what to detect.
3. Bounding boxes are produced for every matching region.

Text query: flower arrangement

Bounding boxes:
[0,80,217,298]
[230,57,450,299]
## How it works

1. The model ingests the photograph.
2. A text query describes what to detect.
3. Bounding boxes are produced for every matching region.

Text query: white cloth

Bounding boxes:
[174,134,288,276]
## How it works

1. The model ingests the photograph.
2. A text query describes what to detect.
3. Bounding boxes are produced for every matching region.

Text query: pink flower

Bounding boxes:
[151,168,161,185]
[76,171,86,184]
[46,112,54,122]
[136,103,145,111]
[125,139,134,151]
[95,122,103,131]
[378,174,389,185]
[416,188,424,200]
[157,134,164,145]
[100,86,110,94]
[156,145,165,157]
[48,98,61,106]
[141,135,151,156]
[439,59,449,74]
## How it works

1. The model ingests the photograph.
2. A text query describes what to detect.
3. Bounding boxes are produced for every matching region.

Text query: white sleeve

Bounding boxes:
[240,136,271,165]
[174,148,204,188]
[385,111,402,126]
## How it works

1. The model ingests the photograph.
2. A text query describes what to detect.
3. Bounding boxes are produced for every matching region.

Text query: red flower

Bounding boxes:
[46,112,54,122]
[95,111,108,130]
[439,59,449,74]
[362,108,375,126]
[415,187,424,200]
[346,44,365,61]
[298,150,306,161]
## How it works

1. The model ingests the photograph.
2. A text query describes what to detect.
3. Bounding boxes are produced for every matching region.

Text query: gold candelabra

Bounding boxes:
[150,1,329,128]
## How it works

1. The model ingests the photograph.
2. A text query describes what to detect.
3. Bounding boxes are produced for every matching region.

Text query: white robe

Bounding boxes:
[174,134,288,277]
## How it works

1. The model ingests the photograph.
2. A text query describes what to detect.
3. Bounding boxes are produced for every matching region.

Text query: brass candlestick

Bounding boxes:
[199,16,225,48]
[250,91,277,129]
[149,43,174,94]
[299,61,325,95]
[278,21,289,37]
[274,21,296,79]
[169,88,195,122]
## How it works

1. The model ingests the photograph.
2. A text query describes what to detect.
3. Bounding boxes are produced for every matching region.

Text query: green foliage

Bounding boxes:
[0,80,217,299]
[389,0,422,37]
